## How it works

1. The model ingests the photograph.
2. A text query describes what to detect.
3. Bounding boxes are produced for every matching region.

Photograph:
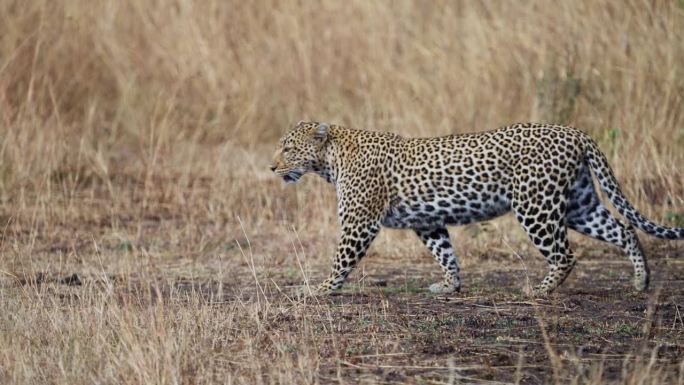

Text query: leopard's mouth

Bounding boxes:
[282,172,302,183]
[274,169,303,184]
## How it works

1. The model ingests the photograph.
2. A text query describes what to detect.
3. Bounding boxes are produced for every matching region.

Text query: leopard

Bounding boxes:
[270,121,684,296]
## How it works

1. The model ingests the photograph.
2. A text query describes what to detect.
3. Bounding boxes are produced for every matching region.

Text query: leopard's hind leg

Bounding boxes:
[512,168,576,296]
[513,211,576,296]
[415,227,461,294]
[566,165,649,291]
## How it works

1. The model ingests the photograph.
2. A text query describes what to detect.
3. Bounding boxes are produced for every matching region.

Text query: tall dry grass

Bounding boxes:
[1,1,684,384]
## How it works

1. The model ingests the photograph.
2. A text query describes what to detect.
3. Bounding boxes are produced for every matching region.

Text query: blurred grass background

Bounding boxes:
[1,1,683,184]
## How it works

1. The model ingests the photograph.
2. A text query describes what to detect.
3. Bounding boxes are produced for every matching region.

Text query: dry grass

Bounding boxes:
[1,0,684,383]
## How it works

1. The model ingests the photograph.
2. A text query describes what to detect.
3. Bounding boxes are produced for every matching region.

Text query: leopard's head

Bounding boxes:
[270,121,330,183]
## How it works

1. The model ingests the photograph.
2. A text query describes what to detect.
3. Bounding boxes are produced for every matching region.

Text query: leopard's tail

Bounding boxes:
[584,138,684,239]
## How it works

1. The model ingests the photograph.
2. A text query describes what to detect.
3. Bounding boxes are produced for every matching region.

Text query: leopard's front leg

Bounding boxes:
[303,220,380,296]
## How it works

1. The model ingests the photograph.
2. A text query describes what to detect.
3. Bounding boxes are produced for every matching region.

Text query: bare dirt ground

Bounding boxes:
[4,221,683,384]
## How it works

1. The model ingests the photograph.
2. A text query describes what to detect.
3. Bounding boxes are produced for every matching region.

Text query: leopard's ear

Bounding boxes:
[313,122,329,143]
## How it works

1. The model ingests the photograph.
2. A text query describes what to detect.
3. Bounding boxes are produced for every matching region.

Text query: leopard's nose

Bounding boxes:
[270,165,277,172]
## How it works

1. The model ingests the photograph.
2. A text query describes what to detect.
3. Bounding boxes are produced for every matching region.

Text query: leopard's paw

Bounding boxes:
[633,276,649,292]
[428,282,460,294]
[295,284,334,299]
[524,284,549,298]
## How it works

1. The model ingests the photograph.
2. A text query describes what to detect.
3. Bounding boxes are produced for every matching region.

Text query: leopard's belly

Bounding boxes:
[381,194,512,229]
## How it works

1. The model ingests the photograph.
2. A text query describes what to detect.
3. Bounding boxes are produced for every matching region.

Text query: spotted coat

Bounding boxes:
[271,121,684,296]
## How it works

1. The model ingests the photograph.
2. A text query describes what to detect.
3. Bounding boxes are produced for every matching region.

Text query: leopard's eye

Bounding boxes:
[282,146,293,153]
